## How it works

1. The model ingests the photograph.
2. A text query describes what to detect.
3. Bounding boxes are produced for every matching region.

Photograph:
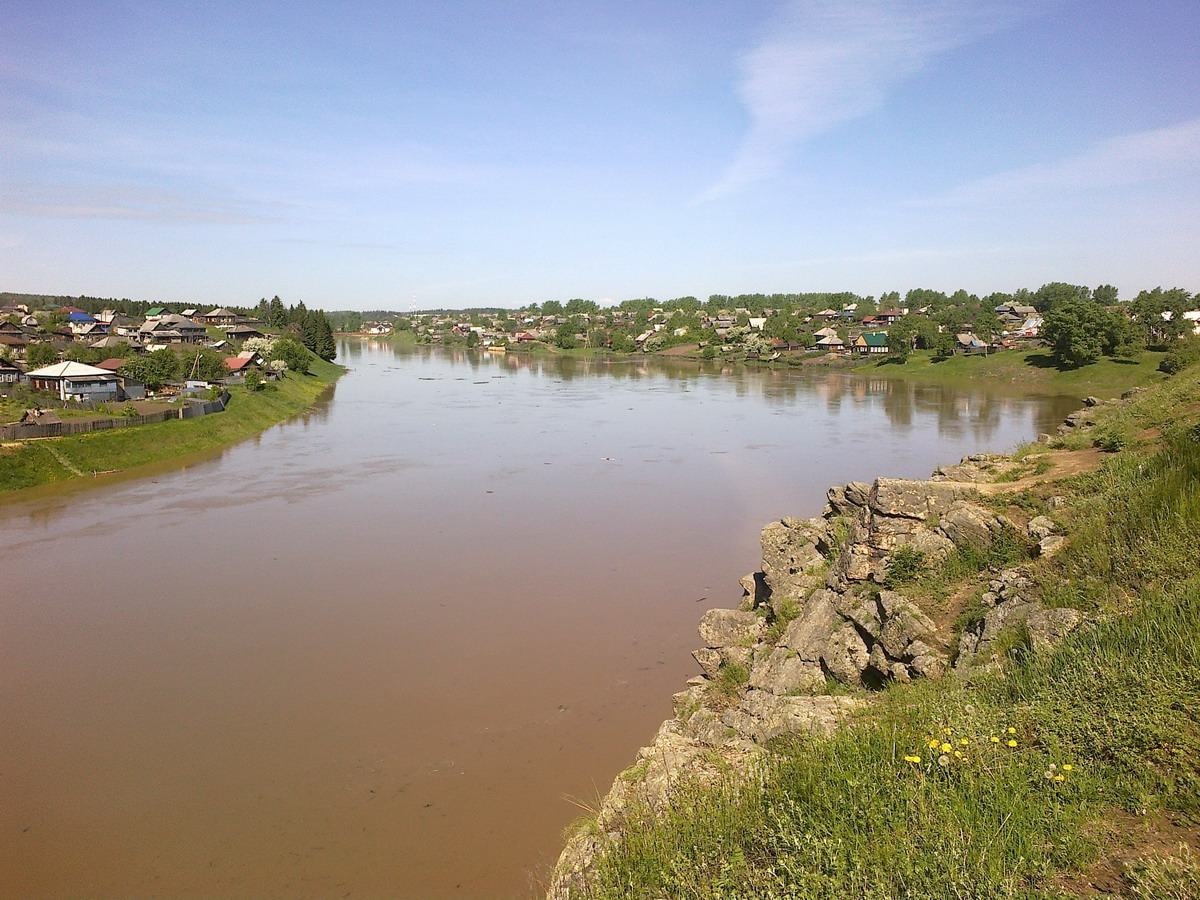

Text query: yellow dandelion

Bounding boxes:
[1054,774,1065,783]
[1062,764,1073,772]
[1007,739,1017,747]
[960,738,969,746]
[942,727,953,735]
[928,739,941,749]
[904,755,921,764]
[941,743,953,753]
[1007,727,1016,734]
[990,736,1000,743]
[953,750,963,759]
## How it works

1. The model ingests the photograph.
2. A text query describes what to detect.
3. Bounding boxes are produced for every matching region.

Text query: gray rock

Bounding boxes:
[820,620,871,686]
[692,647,722,679]
[840,594,883,639]
[698,608,763,648]
[748,648,822,696]
[937,501,1008,548]
[1025,607,1086,652]
[1036,534,1066,557]
[877,590,936,658]
[1027,516,1056,540]
[827,481,872,516]
[870,516,958,560]
[723,691,863,743]
[760,518,827,598]
[720,645,755,672]
[871,478,974,520]
[780,590,840,660]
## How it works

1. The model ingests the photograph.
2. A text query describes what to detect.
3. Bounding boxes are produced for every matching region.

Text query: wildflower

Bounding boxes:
[904,755,921,764]
[941,743,953,753]
[953,751,963,759]
[942,727,953,735]
[1062,764,1073,772]
[1006,739,1017,747]
[1053,774,1065,783]
[990,736,1000,744]
[1007,727,1016,734]
[959,738,969,746]
[928,739,940,749]
[937,755,950,767]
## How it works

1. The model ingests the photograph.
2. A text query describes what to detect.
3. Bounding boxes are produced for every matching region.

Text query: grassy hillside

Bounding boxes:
[852,349,1170,398]
[0,357,343,493]
[570,364,1200,900]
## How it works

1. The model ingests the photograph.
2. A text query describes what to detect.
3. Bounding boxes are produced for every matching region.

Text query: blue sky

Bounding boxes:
[2,1,1198,311]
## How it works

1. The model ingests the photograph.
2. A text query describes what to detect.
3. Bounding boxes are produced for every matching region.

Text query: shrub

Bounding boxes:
[885,546,928,587]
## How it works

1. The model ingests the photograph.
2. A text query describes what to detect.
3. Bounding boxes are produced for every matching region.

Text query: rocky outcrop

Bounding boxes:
[548,458,1077,899]
[955,559,1087,672]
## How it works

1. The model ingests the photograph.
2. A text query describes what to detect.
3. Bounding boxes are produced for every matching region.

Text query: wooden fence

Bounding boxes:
[0,391,230,441]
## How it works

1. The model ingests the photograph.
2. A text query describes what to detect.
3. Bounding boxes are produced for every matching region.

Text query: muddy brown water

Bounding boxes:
[1,341,1079,899]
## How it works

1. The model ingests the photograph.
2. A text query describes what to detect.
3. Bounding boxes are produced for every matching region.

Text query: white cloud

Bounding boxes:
[934,118,1200,205]
[700,0,1025,201]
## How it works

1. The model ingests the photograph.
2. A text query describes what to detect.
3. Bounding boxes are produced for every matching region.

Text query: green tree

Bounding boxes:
[25,341,59,368]
[1042,298,1135,368]
[267,296,287,329]
[270,336,311,374]
[886,321,916,361]
[119,349,179,389]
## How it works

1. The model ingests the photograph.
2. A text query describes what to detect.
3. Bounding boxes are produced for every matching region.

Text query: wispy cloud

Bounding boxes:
[700,0,1026,201]
[932,118,1200,205]
[0,183,278,224]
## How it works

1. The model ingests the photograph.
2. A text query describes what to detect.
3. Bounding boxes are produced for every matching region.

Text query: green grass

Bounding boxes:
[855,348,1168,398]
[0,357,342,492]
[569,365,1200,900]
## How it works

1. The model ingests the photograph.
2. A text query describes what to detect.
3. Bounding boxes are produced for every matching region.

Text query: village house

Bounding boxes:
[853,332,891,355]
[0,358,24,384]
[198,307,239,326]
[138,315,207,344]
[225,324,264,341]
[25,361,122,402]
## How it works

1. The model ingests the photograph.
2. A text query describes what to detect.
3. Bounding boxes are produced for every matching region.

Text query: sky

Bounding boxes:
[2,1,1199,312]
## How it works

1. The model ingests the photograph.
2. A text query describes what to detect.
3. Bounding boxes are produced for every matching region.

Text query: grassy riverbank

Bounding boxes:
[0,357,343,493]
[570,363,1200,899]
[848,348,1170,398]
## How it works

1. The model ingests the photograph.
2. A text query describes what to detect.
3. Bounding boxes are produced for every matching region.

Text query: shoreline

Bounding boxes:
[0,358,345,495]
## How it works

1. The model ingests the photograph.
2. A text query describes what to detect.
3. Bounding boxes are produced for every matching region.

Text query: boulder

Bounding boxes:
[748,649,822,696]
[1027,516,1056,540]
[698,608,762,648]
[1025,607,1086,652]
[819,620,871,686]
[692,647,722,679]
[877,590,936,659]
[870,516,957,559]
[826,481,871,515]
[937,501,1009,547]
[760,518,827,597]
[871,478,974,520]
[1036,535,1066,557]
[780,590,840,660]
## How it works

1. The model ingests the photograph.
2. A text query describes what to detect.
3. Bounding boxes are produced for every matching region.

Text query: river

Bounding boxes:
[1,340,1079,899]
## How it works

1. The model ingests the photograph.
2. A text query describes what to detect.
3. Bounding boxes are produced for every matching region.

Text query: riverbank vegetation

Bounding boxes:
[563,361,1200,899]
[0,356,342,493]
[359,281,1195,398]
